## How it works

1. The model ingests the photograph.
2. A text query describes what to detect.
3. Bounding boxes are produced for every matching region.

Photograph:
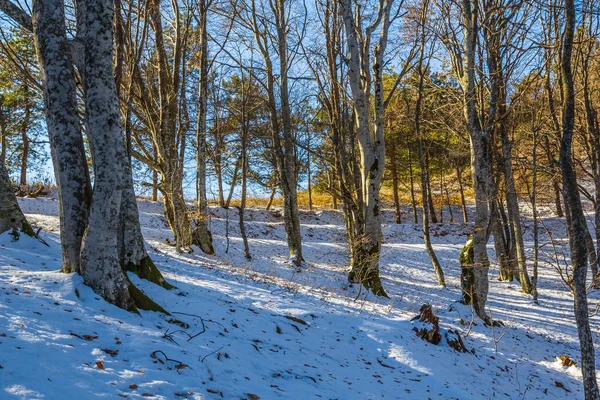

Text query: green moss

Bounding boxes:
[21,221,36,238]
[125,256,175,290]
[127,279,170,315]
[348,242,389,298]
[460,236,474,305]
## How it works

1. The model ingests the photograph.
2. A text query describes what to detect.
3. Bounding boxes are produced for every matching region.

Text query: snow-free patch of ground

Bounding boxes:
[1,196,599,399]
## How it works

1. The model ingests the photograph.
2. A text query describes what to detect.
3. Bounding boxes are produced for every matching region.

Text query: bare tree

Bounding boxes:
[558,0,599,396]
[414,0,445,286]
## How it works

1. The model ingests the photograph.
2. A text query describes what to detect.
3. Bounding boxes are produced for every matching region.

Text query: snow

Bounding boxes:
[1,196,598,399]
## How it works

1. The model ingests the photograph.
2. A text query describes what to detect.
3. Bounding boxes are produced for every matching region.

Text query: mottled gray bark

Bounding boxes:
[78,0,131,309]
[32,0,90,274]
[339,0,392,297]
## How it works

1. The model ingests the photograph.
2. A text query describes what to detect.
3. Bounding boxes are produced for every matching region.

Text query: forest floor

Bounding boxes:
[1,196,598,399]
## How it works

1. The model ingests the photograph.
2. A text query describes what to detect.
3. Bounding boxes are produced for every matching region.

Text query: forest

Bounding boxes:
[1,0,600,398]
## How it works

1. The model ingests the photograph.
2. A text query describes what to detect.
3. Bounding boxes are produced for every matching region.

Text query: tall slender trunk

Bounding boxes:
[559,1,599,396]
[426,154,437,223]
[414,9,444,285]
[239,88,251,260]
[408,143,418,223]
[307,128,313,211]
[20,131,28,186]
[225,157,241,209]
[460,0,491,321]
[0,104,5,166]
[19,89,30,186]
[531,128,539,302]
[275,0,302,265]
[390,136,401,223]
[194,0,214,255]
[457,166,468,223]
[266,186,276,210]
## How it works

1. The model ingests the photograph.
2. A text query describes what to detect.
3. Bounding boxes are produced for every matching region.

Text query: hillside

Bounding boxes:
[0,196,596,399]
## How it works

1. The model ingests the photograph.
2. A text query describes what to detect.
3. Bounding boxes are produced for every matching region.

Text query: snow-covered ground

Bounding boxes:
[1,196,598,399]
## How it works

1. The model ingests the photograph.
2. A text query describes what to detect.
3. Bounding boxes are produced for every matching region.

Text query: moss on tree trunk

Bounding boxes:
[125,256,175,290]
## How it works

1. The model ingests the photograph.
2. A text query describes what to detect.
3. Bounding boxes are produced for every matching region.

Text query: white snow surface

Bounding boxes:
[1,196,598,399]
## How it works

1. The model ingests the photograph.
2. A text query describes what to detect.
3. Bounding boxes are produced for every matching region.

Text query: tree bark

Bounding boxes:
[32,0,91,274]
[0,159,34,236]
[559,1,599,396]
[390,137,402,223]
[194,0,215,255]
[457,166,468,223]
[78,0,132,309]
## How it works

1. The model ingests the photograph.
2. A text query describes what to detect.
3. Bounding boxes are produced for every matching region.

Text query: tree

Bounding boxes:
[231,0,304,266]
[558,0,599,396]
[0,0,171,311]
[413,0,445,286]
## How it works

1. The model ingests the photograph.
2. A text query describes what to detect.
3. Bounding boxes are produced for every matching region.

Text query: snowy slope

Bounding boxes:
[0,196,597,399]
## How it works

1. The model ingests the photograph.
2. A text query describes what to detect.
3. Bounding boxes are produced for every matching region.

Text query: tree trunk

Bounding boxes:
[414,0,444,286]
[194,0,215,256]
[32,0,91,274]
[225,156,241,209]
[78,0,135,309]
[390,138,401,224]
[0,159,34,236]
[460,0,491,321]
[457,166,468,223]
[239,93,251,260]
[20,130,29,186]
[339,0,391,297]
[408,143,418,223]
[531,128,539,302]
[19,89,30,186]
[275,0,303,266]
[499,87,530,292]
[426,155,438,224]
[559,1,599,396]
[161,165,194,253]
[266,186,276,210]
